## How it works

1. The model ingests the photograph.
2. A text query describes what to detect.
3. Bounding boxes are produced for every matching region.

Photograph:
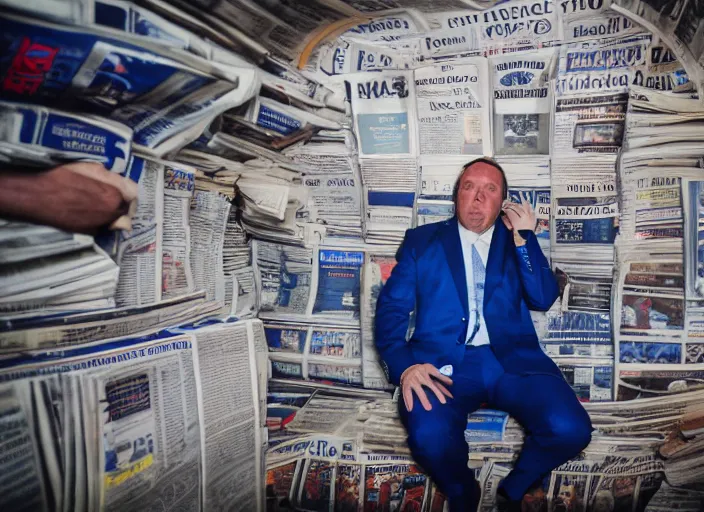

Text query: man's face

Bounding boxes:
[456,162,504,233]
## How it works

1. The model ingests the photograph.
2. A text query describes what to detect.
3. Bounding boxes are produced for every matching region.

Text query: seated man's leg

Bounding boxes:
[490,373,593,501]
[399,392,481,512]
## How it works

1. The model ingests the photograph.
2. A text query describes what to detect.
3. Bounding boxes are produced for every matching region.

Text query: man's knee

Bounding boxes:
[404,410,464,461]
[545,409,592,453]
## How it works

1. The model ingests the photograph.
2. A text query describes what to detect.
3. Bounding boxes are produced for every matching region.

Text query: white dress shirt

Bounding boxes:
[458,222,494,346]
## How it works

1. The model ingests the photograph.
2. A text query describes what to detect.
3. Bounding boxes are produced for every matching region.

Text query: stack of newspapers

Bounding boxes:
[0,318,269,512]
[349,70,419,245]
[660,409,704,488]
[468,389,704,510]
[0,223,120,316]
[265,390,432,511]
[614,85,704,401]
[285,133,365,246]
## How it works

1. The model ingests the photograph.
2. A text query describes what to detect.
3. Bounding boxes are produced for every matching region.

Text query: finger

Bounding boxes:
[422,374,453,401]
[425,380,448,404]
[403,384,414,412]
[433,380,454,399]
[503,208,521,223]
[413,383,433,411]
[502,203,523,215]
[427,366,453,386]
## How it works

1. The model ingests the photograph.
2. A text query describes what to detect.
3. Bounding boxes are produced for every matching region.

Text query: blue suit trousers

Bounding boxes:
[399,345,592,512]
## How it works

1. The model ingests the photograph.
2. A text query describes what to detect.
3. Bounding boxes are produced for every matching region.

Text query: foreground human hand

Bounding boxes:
[400,363,453,412]
[0,162,138,234]
[501,192,537,233]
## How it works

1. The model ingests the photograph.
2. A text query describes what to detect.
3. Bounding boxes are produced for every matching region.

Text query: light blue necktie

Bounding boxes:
[466,244,485,345]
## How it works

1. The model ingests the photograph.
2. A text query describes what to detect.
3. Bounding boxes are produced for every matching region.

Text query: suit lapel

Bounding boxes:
[485,218,509,305]
[440,217,469,317]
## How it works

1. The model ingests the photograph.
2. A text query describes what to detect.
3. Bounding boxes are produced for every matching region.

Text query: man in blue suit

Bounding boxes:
[375,158,592,512]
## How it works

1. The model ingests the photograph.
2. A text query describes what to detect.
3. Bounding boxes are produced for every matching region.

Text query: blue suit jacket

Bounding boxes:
[374,216,562,386]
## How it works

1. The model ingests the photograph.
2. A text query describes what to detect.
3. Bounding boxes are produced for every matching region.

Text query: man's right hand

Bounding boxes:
[400,363,454,412]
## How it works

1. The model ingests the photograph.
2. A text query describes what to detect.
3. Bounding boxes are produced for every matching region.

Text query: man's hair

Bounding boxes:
[452,157,509,205]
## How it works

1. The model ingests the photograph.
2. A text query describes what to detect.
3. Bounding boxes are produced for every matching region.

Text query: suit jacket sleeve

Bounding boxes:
[515,229,559,311]
[374,230,418,386]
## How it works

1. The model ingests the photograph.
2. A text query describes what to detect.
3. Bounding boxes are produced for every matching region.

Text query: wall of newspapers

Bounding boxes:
[2,0,704,511]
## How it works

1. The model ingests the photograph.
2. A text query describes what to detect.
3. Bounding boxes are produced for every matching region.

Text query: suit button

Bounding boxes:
[462,317,466,322]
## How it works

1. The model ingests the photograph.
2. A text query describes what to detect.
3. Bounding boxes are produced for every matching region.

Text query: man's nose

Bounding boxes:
[475,189,485,202]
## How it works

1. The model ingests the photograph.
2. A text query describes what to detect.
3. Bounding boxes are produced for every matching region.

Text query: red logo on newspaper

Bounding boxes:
[3,37,58,95]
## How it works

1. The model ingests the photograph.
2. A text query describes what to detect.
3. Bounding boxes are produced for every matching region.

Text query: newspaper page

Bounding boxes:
[162,164,195,300]
[556,357,614,401]
[0,382,48,512]
[0,13,258,156]
[0,101,132,173]
[611,0,704,99]
[255,241,363,326]
[114,156,164,307]
[0,291,217,352]
[0,236,120,317]
[613,259,704,399]
[347,71,418,244]
[427,0,562,52]
[490,48,555,156]
[542,309,612,362]
[361,251,397,390]
[684,178,704,300]
[545,454,664,512]
[189,190,230,304]
[265,322,364,388]
[550,173,619,258]
[414,59,492,157]
[560,0,645,43]
[0,334,202,512]
[286,137,364,244]
[181,320,265,512]
[555,35,650,97]
[323,0,476,13]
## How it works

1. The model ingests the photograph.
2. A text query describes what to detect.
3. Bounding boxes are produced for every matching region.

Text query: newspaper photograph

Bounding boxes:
[491,48,555,156]
[552,93,629,158]
[542,310,613,357]
[363,463,428,512]
[335,464,362,512]
[616,367,704,400]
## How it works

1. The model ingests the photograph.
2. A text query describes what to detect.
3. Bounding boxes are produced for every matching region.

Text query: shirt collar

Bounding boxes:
[458,220,494,246]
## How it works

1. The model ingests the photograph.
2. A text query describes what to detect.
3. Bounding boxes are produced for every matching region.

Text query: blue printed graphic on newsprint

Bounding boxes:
[619,341,682,364]
[313,250,363,317]
[264,324,307,354]
[356,113,410,155]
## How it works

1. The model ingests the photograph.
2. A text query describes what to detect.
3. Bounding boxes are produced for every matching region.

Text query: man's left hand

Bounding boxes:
[501,193,536,233]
